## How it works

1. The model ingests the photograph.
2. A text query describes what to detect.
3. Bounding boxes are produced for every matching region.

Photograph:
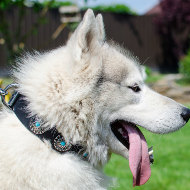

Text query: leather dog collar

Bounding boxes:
[0,84,88,160]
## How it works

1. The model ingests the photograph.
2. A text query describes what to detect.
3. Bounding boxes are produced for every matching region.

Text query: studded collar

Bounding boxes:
[4,89,88,160]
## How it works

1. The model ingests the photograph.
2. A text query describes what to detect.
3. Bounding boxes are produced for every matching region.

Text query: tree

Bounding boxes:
[87,4,136,15]
[154,0,190,72]
[0,0,55,65]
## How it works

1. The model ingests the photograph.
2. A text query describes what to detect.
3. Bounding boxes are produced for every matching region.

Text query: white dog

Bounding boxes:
[0,9,190,190]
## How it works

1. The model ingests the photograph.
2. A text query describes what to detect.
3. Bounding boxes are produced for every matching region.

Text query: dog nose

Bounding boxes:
[181,107,190,123]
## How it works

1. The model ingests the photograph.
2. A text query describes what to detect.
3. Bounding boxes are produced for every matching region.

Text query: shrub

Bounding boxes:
[154,0,190,72]
[83,4,137,15]
[179,50,190,81]
[145,66,152,77]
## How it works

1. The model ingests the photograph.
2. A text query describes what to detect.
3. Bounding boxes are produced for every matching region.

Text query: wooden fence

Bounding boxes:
[0,7,164,74]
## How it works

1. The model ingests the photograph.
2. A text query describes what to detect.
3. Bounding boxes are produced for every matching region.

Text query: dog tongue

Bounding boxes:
[121,122,151,186]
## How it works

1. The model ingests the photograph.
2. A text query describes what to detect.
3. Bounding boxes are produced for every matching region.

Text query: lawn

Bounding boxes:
[105,116,190,190]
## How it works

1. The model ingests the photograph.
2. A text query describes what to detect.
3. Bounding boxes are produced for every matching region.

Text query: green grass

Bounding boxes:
[145,73,164,84]
[176,77,190,86]
[105,119,190,190]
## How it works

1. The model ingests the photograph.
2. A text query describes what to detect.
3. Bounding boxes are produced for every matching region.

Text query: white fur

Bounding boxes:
[0,9,188,189]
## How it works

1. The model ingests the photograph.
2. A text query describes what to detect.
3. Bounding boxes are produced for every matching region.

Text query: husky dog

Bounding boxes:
[0,9,190,190]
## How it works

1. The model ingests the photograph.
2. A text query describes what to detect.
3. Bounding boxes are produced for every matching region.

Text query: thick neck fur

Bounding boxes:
[13,46,110,168]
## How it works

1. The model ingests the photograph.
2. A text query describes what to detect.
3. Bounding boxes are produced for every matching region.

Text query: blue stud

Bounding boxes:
[35,122,41,127]
[83,153,88,158]
[60,141,66,146]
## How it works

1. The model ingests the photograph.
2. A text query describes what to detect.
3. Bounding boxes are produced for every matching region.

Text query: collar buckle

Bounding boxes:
[0,83,19,110]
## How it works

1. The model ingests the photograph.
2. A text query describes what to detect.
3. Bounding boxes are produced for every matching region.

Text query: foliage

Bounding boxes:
[0,0,52,65]
[67,22,79,32]
[83,4,137,15]
[35,1,73,9]
[176,77,190,86]
[178,49,190,84]
[145,73,163,84]
[145,66,152,77]
[144,66,164,84]
[105,117,190,190]
[0,0,73,65]
[0,0,72,10]
[154,0,190,73]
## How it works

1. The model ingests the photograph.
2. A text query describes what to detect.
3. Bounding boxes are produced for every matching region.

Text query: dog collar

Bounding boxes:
[0,84,88,159]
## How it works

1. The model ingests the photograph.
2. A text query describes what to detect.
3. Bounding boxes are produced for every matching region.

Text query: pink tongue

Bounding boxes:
[122,123,151,186]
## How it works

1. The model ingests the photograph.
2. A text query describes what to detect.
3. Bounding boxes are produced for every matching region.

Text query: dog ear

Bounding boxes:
[77,9,97,53]
[96,14,105,42]
[68,9,103,61]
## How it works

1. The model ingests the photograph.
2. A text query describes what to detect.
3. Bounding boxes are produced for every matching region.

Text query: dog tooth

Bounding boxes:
[149,150,153,155]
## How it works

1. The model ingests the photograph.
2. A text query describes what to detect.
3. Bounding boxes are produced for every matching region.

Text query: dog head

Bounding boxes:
[14,9,190,186]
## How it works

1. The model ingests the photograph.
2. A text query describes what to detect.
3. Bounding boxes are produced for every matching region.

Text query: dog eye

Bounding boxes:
[128,85,141,92]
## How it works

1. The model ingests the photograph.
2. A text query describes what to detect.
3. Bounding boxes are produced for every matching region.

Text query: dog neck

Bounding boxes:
[5,89,110,168]
[7,91,89,160]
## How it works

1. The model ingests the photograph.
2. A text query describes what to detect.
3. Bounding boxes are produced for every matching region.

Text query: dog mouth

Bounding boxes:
[111,120,153,186]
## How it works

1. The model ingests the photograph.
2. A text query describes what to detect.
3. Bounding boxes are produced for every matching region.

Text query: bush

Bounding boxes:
[145,66,152,77]
[83,4,137,15]
[179,50,190,81]
[143,66,164,84]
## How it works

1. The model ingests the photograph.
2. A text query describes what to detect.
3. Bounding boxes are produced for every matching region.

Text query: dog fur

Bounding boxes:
[0,9,189,190]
